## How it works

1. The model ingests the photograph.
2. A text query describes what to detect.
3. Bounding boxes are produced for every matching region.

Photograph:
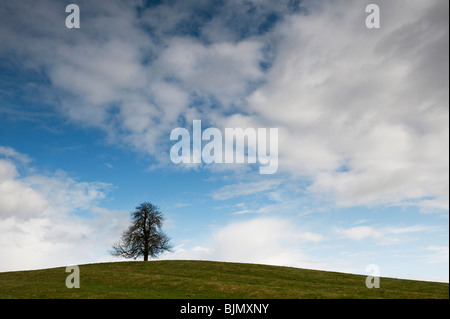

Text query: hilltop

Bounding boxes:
[0,260,448,299]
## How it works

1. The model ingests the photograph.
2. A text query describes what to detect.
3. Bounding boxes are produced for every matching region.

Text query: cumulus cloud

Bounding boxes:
[0,156,111,220]
[0,0,447,281]
[0,207,129,272]
[163,216,326,270]
[0,0,447,211]
[0,148,127,271]
[0,159,48,219]
[246,0,449,210]
[155,38,264,106]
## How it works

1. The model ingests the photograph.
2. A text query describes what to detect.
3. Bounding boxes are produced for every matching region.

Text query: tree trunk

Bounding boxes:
[143,212,149,261]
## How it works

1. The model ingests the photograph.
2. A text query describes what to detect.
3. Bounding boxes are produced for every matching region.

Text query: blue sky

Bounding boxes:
[0,0,448,283]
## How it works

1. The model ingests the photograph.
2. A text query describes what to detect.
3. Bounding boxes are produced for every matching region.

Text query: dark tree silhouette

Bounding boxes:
[110,202,172,261]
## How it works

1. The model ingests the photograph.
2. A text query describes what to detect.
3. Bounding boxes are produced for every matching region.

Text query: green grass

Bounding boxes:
[0,260,448,299]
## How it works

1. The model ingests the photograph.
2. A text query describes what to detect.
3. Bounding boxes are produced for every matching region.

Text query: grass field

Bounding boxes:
[0,260,448,299]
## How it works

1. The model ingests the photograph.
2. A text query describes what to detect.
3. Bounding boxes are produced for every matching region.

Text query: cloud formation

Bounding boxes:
[3,0,447,211]
[163,216,328,271]
[246,0,449,209]
[0,0,448,280]
[0,149,127,271]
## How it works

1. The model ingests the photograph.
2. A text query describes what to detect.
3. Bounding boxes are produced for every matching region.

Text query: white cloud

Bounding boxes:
[161,244,214,261]
[245,0,449,210]
[213,217,293,264]
[0,1,447,283]
[2,0,447,212]
[339,226,383,240]
[0,156,111,220]
[0,207,130,272]
[154,37,264,106]
[164,216,327,271]
[22,171,112,216]
[0,159,48,219]
[426,246,449,264]
[295,231,324,243]
[338,224,441,242]
[0,148,126,271]
[211,179,281,200]
[0,146,32,164]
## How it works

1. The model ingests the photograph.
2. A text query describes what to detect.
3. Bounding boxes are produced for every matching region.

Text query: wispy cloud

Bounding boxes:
[337,224,442,242]
[338,226,384,240]
[426,246,449,264]
[211,179,282,200]
[0,146,32,164]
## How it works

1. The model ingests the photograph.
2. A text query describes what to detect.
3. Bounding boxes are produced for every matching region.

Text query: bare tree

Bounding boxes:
[110,202,172,261]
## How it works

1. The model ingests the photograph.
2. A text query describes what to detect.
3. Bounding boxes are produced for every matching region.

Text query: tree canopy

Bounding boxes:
[110,202,172,261]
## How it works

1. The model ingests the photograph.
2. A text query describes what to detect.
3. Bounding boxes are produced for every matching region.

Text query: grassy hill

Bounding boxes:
[0,260,448,299]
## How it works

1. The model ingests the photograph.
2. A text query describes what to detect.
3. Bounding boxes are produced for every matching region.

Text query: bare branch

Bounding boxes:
[110,202,172,261]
